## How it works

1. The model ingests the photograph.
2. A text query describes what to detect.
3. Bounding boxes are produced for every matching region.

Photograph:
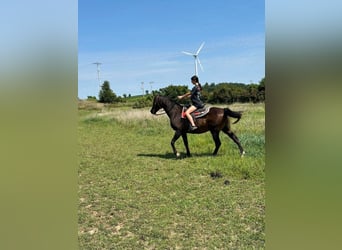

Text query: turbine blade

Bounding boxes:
[182,51,194,56]
[196,42,205,55]
[197,57,204,72]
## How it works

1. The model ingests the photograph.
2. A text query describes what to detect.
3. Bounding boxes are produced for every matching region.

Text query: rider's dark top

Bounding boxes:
[190,85,204,109]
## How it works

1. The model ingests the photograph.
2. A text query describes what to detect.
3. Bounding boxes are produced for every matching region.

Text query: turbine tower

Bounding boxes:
[93,62,102,87]
[182,42,205,76]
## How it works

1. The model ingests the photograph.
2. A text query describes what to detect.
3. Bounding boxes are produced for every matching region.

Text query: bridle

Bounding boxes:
[155,109,166,115]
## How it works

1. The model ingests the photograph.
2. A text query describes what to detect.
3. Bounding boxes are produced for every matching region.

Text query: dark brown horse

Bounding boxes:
[150,95,245,157]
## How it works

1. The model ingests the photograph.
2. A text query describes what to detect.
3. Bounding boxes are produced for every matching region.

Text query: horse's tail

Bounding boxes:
[224,108,243,124]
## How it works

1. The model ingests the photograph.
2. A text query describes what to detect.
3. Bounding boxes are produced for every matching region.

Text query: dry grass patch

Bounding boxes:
[78,100,104,111]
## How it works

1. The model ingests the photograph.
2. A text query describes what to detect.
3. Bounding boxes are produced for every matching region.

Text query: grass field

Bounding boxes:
[78,101,265,249]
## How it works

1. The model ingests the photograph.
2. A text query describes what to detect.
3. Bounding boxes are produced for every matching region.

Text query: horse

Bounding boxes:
[150,95,245,158]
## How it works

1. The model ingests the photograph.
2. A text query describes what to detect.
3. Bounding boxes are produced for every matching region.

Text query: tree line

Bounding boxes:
[155,78,265,104]
[91,77,265,106]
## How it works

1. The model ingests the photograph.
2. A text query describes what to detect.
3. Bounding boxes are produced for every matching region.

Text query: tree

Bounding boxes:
[247,84,259,103]
[201,82,216,102]
[87,96,97,101]
[257,77,265,101]
[259,77,265,90]
[158,85,189,100]
[98,81,117,103]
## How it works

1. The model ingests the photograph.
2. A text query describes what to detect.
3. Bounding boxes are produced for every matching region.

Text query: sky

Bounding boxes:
[78,0,265,98]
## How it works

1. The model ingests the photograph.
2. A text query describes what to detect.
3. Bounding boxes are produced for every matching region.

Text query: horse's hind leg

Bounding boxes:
[222,126,245,156]
[210,130,221,155]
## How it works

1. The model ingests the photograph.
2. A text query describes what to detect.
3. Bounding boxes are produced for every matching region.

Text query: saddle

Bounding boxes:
[181,106,210,119]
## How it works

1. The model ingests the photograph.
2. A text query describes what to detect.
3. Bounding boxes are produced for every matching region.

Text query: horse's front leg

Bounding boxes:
[171,130,182,157]
[182,133,191,157]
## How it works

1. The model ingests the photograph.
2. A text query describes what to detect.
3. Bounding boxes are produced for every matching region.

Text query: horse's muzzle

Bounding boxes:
[150,108,156,115]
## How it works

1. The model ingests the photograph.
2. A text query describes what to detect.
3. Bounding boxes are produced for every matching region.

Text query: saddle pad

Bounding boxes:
[181,106,210,119]
[193,107,210,118]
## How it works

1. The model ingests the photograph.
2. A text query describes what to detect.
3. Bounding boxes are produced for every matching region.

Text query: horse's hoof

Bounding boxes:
[240,151,246,157]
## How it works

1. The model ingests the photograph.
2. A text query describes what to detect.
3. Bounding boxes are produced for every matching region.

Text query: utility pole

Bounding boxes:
[93,62,102,88]
[141,82,144,96]
[149,81,154,92]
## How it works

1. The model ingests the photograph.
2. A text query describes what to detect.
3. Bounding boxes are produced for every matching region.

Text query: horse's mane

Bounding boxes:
[157,95,182,107]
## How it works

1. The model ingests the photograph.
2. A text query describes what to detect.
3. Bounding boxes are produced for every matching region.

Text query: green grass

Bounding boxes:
[78,103,265,249]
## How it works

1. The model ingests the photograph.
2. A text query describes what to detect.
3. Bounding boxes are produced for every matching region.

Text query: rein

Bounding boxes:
[152,96,181,116]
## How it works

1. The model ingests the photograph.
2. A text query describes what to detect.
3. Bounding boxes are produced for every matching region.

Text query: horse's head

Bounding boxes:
[150,95,161,115]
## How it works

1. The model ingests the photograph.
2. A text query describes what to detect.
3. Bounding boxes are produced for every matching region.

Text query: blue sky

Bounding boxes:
[78,0,264,98]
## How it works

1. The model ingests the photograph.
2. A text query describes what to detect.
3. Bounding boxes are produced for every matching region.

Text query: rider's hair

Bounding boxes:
[191,75,202,91]
[191,75,199,82]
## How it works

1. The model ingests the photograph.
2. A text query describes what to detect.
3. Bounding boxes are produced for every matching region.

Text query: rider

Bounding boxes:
[177,75,204,131]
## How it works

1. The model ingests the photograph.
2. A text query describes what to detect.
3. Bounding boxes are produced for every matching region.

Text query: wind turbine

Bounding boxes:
[182,42,205,76]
